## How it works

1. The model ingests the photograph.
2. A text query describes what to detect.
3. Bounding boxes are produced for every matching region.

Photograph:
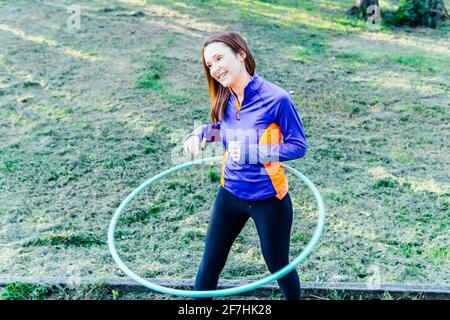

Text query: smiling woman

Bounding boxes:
[183,32,308,300]
[204,42,251,100]
[201,33,255,123]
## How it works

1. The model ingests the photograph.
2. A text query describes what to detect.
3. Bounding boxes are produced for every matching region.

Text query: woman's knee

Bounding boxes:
[265,259,290,274]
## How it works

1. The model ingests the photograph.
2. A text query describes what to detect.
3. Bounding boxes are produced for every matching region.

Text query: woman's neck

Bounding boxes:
[230,70,253,97]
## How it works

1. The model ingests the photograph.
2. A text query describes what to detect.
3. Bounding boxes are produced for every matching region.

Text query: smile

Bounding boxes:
[218,72,227,80]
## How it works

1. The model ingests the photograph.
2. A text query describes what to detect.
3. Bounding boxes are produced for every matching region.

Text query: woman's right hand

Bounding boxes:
[184,135,203,157]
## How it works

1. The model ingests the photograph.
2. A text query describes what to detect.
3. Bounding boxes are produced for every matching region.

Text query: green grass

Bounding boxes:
[0,282,50,300]
[0,283,432,300]
[23,80,41,88]
[392,54,437,73]
[335,51,449,76]
[1,160,17,173]
[24,232,105,248]
[32,104,74,121]
[208,167,220,182]
[137,71,163,90]
[372,177,399,189]
[0,0,448,299]
[136,35,176,91]
[428,246,449,264]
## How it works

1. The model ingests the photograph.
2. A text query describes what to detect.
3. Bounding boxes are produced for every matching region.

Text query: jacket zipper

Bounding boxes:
[230,89,244,121]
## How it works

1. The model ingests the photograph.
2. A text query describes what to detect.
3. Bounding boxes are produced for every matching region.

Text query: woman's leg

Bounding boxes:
[193,187,249,299]
[249,192,301,300]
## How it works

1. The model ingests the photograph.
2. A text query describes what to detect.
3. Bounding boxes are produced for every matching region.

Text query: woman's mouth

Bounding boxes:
[218,72,227,81]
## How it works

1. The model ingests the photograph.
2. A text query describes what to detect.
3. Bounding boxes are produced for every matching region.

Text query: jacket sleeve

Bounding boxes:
[189,121,221,143]
[246,95,307,163]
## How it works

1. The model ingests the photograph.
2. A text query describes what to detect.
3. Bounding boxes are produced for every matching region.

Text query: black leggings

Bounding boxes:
[194,186,300,300]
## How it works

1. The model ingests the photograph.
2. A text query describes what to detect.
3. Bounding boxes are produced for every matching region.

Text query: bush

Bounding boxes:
[390,0,449,28]
[347,0,449,28]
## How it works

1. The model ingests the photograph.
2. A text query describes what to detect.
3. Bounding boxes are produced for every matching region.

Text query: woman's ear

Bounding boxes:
[237,49,246,62]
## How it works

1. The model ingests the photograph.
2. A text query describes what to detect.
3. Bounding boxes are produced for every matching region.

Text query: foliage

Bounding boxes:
[390,0,449,28]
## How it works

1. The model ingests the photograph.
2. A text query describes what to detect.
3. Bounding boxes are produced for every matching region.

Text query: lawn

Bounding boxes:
[0,0,448,299]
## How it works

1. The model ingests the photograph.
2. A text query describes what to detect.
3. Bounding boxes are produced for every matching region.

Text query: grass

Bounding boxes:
[429,246,448,264]
[24,232,105,248]
[0,282,50,300]
[136,35,175,91]
[0,282,433,300]
[0,0,448,300]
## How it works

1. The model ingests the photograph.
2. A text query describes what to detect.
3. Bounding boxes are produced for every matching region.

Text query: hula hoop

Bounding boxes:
[108,156,325,298]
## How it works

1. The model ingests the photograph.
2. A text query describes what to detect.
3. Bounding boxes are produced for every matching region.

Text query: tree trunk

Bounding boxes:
[431,1,449,20]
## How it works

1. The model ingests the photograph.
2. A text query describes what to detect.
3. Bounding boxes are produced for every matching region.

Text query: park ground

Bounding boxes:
[0,0,449,299]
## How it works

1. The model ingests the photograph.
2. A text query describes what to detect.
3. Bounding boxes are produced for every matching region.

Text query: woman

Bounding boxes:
[183,32,307,300]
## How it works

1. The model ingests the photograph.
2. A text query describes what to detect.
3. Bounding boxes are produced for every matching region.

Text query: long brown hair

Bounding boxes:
[201,32,256,124]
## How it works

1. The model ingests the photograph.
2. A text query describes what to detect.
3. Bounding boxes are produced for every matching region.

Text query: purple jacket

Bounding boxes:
[192,72,307,200]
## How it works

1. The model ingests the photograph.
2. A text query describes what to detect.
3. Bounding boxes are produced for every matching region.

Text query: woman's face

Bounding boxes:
[204,42,246,88]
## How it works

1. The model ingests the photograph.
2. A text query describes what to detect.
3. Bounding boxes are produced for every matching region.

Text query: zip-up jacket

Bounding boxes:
[191,72,307,201]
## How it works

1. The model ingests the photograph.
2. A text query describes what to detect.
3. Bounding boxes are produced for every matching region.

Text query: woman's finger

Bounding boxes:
[229,150,240,161]
[192,140,199,156]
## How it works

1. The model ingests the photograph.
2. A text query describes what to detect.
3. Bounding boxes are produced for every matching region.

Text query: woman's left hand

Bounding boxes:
[228,141,242,163]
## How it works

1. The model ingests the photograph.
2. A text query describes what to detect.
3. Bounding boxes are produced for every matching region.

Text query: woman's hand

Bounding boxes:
[228,141,242,162]
[184,135,205,157]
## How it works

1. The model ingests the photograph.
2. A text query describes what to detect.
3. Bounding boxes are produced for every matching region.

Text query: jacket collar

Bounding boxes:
[246,72,264,93]
[228,72,264,98]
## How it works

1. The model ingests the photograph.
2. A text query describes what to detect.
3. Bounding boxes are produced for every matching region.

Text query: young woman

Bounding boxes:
[183,32,307,300]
